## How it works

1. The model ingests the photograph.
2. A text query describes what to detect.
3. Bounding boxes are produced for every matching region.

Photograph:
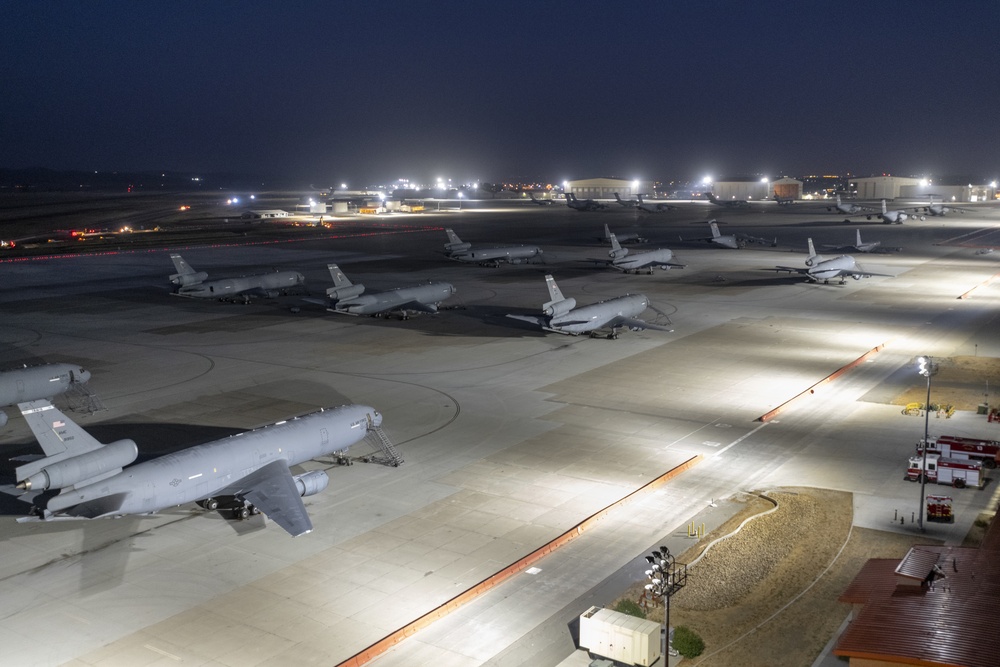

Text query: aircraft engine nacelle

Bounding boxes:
[169,271,208,287]
[804,258,814,267]
[852,273,862,281]
[445,242,472,253]
[509,258,523,264]
[543,298,576,317]
[327,284,365,301]
[659,264,671,271]
[0,409,7,428]
[17,439,138,491]
[294,470,330,497]
[609,248,628,259]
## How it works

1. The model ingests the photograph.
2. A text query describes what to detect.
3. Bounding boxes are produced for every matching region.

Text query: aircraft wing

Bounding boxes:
[769,266,810,275]
[395,300,438,314]
[610,316,673,332]
[841,268,894,279]
[229,460,314,537]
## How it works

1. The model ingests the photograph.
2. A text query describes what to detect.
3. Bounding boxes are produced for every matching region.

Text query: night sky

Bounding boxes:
[3,2,998,185]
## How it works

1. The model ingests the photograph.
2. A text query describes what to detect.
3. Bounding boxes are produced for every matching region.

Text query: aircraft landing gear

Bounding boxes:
[607,330,621,340]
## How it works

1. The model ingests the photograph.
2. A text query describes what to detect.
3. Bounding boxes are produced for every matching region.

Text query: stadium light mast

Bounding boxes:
[644,545,687,660]
[917,356,937,531]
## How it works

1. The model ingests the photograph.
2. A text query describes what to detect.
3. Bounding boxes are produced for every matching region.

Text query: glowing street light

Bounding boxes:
[457,191,463,210]
[916,356,937,532]
[644,546,687,660]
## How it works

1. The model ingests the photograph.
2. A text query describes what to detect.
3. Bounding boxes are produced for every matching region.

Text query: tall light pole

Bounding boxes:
[917,356,936,531]
[644,546,687,663]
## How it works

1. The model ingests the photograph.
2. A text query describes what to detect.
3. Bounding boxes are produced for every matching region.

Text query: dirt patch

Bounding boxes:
[891,356,1000,411]
[615,487,986,666]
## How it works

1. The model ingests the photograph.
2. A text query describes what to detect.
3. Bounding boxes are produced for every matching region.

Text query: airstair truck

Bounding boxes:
[579,606,661,667]
[907,454,984,489]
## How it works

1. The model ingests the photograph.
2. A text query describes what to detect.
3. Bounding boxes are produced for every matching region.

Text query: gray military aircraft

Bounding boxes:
[506,274,672,339]
[565,193,608,211]
[636,194,678,213]
[820,229,888,254]
[916,201,971,217]
[596,223,647,245]
[613,192,639,208]
[706,192,750,208]
[169,254,305,301]
[325,264,455,318]
[444,229,542,266]
[680,220,776,249]
[0,363,91,427]
[769,238,893,285]
[591,233,685,274]
[528,192,553,206]
[14,399,382,536]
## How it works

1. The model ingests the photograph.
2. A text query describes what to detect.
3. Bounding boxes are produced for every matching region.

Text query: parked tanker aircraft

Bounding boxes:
[14,400,382,536]
[591,234,684,274]
[769,239,893,284]
[820,230,889,254]
[565,193,608,211]
[706,193,750,208]
[528,192,553,206]
[325,264,455,318]
[636,194,678,213]
[613,193,639,208]
[444,229,542,265]
[826,194,868,217]
[506,274,672,339]
[0,363,91,427]
[916,202,970,216]
[596,224,646,245]
[169,254,305,300]
[680,221,775,249]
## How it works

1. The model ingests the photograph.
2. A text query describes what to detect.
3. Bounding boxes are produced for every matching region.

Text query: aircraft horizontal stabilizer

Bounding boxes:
[505,314,546,327]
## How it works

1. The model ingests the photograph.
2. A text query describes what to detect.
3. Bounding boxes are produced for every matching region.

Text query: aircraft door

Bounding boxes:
[16,379,24,401]
[320,428,329,447]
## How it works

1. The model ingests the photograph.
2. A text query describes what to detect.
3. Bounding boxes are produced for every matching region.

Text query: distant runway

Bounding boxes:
[1,197,999,666]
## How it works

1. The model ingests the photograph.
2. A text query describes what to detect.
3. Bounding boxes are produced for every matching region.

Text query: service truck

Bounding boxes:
[907,454,984,488]
[579,606,661,667]
[917,434,1000,468]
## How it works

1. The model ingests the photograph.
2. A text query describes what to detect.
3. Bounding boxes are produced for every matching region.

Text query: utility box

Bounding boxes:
[579,606,661,667]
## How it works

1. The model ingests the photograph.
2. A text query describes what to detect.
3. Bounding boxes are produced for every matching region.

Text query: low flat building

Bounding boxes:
[565,178,653,199]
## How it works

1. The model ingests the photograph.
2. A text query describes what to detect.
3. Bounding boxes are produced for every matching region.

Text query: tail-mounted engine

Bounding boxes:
[543,298,577,317]
[16,439,138,491]
[327,284,365,301]
[169,271,208,286]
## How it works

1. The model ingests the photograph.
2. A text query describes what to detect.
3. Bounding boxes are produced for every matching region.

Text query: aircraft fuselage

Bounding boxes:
[332,283,456,315]
[450,246,540,264]
[177,271,305,299]
[549,294,650,334]
[41,405,379,517]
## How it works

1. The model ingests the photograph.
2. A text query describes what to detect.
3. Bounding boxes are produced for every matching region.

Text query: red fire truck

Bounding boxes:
[917,434,1000,468]
[907,454,984,488]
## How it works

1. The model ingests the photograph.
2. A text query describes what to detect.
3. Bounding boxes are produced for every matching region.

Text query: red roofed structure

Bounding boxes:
[834,519,1000,666]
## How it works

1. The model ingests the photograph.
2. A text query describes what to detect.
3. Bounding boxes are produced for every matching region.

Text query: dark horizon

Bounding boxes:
[4,3,999,186]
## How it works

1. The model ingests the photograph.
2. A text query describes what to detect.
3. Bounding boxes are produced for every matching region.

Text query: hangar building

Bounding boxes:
[851,176,996,202]
[565,178,654,199]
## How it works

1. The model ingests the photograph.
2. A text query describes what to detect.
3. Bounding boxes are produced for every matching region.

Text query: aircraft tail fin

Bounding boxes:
[608,233,627,258]
[881,199,888,214]
[15,400,138,492]
[544,274,565,303]
[170,253,195,275]
[614,193,623,202]
[856,229,863,246]
[327,264,352,288]
[604,223,612,239]
[445,228,462,245]
[836,194,842,206]
[807,238,819,262]
[709,221,721,238]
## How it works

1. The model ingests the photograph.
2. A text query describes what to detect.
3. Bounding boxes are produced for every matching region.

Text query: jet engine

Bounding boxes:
[17,439,138,491]
[294,470,330,497]
[543,298,576,317]
[852,273,862,280]
[327,284,365,301]
[169,271,208,287]
[445,241,471,253]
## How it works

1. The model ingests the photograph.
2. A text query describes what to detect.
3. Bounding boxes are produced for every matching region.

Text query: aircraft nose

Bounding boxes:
[78,368,91,383]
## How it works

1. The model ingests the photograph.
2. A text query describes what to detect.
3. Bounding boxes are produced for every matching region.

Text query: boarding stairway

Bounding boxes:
[366,424,404,467]
[66,382,106,414]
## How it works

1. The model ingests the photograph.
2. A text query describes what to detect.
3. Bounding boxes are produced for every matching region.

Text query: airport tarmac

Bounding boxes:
[1,198,999,666]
